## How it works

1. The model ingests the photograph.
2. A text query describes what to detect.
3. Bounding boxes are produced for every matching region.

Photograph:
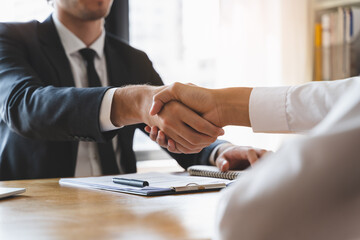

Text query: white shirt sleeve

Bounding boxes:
[249,86,290,132]
[99,88,122,132]
[215,77,360,240]
[249,77,360,133]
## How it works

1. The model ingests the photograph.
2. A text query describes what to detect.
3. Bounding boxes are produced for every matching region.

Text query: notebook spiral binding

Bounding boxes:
[188,166,241,180]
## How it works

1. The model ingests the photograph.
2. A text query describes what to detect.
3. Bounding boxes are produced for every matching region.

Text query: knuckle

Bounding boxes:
[172,82,181,91]
[168,102,181,112]
[198,122,208,132]
[248,149,256,154]
[196,136,214,145]
[189,135,202,145]
[208,137,217,144]
[153,94,159,101]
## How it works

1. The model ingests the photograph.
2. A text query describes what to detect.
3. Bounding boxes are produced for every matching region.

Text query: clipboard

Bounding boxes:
[59,172,231,196]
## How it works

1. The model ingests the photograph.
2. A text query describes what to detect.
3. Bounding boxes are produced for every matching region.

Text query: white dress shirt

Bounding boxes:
[215,77,360,240]
[53,15,120,177]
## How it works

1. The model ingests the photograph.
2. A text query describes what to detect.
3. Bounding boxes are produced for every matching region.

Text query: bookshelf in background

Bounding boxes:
[313,0,360,81]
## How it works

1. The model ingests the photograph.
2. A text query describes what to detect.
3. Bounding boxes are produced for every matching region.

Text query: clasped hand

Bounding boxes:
[110,85,224,154]
[143,83,268,170]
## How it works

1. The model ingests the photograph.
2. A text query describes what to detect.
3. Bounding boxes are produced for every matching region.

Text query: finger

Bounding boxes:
[167,146,181,154]
[144,126,151,133]
[247,149,259,165]
[167,138,203,154]
[156,130,168,148]
[167,139,179,153]
[150,99,166,116]
[182,110,225,138]
[156,102,215,149]
[167,140,191,154]
[258,149,268,157]
[161,120,210,150]
[175,142,203,154]
[167,104,223,144]
[178,122,217,147]
[216,157,229,172]
[150,84,180,116]
[150,126,159,141]
[218,158,230,172]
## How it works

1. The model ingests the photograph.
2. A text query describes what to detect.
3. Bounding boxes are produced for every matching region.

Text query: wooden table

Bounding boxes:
[0,178,221,240]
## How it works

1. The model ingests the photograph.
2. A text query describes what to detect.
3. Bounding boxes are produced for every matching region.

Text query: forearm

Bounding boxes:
[110,85,164,127]
[213,87,252,127]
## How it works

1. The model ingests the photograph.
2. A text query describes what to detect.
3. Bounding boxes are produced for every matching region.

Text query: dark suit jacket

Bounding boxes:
[0,16,225,180]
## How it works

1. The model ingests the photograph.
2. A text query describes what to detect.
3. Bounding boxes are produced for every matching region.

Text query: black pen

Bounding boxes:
[112,177,149,188]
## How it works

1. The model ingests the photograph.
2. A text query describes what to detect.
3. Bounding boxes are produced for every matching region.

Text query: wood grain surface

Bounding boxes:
[0,178,221,240]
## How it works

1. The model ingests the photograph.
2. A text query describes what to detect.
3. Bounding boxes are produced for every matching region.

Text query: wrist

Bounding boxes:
[214,87,252,127]
[210,143,233,165]
[110,85,164,127]
[215,143,234,160]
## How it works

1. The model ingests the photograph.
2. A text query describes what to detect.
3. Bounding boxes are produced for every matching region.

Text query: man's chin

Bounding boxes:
[81,1,112,20]
[81,9,110,20]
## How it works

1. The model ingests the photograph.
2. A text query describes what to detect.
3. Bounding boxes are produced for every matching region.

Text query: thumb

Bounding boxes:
[149,86,180,116]
[217,158,230,172]
[149,99,166,116]
[220,159,230,172]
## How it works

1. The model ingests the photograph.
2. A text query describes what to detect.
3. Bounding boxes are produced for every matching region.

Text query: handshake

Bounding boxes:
[111,83,267,171]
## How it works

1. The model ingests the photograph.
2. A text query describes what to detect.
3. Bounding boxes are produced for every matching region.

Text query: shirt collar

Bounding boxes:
[52,14,105,58]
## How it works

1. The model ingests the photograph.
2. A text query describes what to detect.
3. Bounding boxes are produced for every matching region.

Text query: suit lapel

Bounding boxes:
[104,36,131,87]
[38,15,75,87]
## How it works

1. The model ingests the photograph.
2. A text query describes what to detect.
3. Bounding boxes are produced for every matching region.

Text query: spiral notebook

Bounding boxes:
[187,165,243,180]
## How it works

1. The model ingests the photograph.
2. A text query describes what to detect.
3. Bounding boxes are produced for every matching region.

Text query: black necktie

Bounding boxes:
[79,48,119,175]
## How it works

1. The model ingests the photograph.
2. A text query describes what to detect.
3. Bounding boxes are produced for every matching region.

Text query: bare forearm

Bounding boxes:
[214,87,253,127]
[110,85,163,127]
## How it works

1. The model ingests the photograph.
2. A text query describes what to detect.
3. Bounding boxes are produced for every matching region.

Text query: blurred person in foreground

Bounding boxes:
[149,77,360,239]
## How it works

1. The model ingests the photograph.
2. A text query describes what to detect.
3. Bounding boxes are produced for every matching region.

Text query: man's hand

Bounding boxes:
[150,83,224,127]
[147,82,253,152]
[110,85,224,154]
[144,126,180,153]
[214,143,268,172]
[150,82,253,127]
[144,126,268,167]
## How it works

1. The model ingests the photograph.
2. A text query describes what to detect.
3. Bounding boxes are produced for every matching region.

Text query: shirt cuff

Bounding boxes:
[249,86,290,133]
[209,143,228,166]
[99,88,122,132]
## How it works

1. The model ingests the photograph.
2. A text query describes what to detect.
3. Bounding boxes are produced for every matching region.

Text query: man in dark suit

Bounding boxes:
[0,0,264,180]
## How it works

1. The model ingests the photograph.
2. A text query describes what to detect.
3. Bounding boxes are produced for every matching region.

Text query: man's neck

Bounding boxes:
[55,11,103,47]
